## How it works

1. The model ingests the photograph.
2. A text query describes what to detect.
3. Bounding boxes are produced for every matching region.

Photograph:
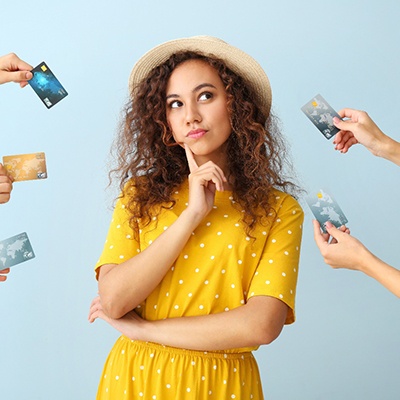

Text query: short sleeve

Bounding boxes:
[94,196,140,279]
[247,194,303,324]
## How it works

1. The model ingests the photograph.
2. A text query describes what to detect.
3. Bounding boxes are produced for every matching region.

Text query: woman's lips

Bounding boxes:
[187,129,207,139]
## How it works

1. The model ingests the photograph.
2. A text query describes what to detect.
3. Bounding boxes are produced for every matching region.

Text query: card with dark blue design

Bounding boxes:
[28,62,68,108]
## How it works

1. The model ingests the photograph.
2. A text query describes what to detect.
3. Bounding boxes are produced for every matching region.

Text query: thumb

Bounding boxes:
[324,221,345,241]
[14,70,33,82]
[0,163,12,180]
[0,70,32,85]
[313,219,330,249]
[333,116,353,132]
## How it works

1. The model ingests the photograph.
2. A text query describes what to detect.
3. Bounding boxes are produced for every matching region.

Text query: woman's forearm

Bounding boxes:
[360,252,400,298]
[99,209,202,318]
[378,135,400,166]
[113,296,288,351]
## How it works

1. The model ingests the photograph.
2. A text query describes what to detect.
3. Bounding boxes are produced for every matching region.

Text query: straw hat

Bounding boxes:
[129,35,272,115]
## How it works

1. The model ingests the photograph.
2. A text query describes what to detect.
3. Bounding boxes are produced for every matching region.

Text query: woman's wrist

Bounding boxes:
[179,208,205,230]
[357,247,379,276]
[376,135,400,165]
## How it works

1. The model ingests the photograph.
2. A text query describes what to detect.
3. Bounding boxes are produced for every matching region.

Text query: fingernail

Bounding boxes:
[325,221,333,228]
[25,71,33,80]
[333,117,340,125]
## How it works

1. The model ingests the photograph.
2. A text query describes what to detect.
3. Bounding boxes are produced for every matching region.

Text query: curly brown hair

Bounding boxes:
[110,51,300,236]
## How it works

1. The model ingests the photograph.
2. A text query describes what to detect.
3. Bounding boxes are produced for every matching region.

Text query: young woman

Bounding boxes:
[89,36,304,399]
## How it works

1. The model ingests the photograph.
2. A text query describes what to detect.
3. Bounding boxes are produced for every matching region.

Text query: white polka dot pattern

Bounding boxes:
[95,180,303,348]
[96,337,264,399]
[95,181,303,329]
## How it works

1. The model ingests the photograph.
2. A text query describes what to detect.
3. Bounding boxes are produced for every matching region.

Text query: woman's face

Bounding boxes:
[165,59,232,164]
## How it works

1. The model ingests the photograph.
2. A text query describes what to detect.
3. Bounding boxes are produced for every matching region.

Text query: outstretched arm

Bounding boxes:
[333,108,400,166]
[313,220,400,298]
[89,295,288,351]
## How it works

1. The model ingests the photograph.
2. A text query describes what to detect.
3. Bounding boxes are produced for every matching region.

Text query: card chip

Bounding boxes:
[312,101,318,107]
[41,65,47,72]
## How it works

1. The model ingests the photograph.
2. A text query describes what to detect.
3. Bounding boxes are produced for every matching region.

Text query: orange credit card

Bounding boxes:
[2,152,47,181]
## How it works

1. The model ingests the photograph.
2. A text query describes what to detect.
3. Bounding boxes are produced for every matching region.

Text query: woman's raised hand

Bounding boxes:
[184,144,227,222]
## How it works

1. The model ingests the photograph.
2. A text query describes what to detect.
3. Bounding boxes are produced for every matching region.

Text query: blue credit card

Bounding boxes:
[28,61,68,109]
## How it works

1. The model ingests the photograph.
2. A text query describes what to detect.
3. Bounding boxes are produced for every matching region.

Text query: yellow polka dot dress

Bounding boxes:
[94,180,303,399]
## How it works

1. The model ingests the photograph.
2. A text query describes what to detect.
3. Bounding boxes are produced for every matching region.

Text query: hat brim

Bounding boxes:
[129,36,272,116]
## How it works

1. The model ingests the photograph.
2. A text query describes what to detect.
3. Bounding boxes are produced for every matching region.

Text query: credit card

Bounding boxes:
[2,152,47,181]
[306,188,348,233]
[28,62,68,108]
[0,232,35,268]
[301,94,341,139]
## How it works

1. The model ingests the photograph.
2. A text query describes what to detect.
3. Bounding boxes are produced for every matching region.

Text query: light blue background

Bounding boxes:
[1,1,399,399]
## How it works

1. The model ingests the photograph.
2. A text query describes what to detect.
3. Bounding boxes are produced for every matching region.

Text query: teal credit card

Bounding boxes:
[306,188,348,233]
[0,232,35,268]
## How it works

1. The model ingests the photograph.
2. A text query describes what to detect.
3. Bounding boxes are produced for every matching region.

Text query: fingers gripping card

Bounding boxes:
[306,188,348,233]
[2,152,47,181]
[301,94,341,139]
[0,232,35,268]
[28,62,68,108]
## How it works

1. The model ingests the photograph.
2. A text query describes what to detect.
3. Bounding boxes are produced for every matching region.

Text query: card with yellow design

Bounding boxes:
[2,152,47,181]
[306,188,348,233]
[301,94,341,139]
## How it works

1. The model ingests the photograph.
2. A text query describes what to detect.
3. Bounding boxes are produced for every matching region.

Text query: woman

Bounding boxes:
[89,36,303,399]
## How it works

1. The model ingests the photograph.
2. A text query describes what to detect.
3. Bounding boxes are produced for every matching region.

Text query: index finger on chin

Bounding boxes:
[184,144,198,173]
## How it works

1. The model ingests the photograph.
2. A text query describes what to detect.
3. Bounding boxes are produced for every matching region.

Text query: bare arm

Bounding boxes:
[361,253,400,298]
[89,295,288,351]
[333,109,400,166]
[98,208,204,319]
[313,220,400,298]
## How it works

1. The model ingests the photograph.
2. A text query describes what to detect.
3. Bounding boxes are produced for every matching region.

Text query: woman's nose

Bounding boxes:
[185,103,202,124]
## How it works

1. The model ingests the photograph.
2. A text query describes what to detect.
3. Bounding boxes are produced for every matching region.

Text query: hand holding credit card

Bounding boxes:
[301,94,342,139]
[306,188,348,233]
[2,152,47,181]
[28,62,68,108]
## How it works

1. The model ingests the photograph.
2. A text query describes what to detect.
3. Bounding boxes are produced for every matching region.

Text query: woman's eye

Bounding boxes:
[199,92,213,101]
[169,100,183,109]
